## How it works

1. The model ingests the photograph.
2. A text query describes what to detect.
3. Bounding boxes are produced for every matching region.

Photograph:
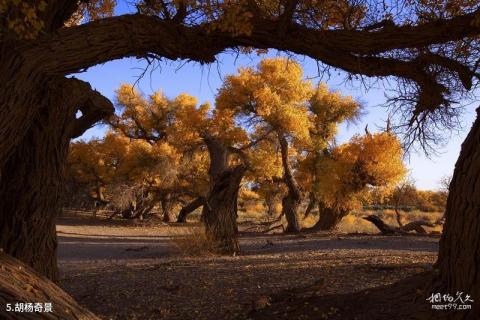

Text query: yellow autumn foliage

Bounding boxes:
[216,58,313,144]
[314,132,406,211]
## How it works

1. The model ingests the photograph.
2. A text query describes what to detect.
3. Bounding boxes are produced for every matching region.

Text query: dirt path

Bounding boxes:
[57,216,439,320]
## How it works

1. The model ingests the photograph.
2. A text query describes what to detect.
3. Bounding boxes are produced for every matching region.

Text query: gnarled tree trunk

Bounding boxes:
[278,131,301,233]
[201,137,245,253]
[177,197,205,222]
[202,166,245,253]
[306,202,349,232]
[0,77,113,281]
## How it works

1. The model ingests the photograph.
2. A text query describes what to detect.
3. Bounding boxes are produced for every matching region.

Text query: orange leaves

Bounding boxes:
[68,133,130,185]
[68,130,182,198]
[215,57,376,203]
[216,58,313,144]
[110,83,215,195]
[347,133,406,186]
[67,0,116,26]
[246,139,283,181]
[309,83,360,149]
[82,0,116,21]
[314,132,407,211]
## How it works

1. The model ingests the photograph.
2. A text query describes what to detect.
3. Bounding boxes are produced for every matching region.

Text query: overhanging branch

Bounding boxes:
[23,9,480,118]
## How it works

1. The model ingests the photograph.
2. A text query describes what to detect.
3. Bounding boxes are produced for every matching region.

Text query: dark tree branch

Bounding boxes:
[18,9,480,128]
[30,10,480,75]
[67,79,115,139]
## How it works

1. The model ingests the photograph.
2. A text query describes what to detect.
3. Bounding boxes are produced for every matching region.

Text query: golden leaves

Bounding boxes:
[216,58,313,144]
[208,3,254,36]
[309,83,360,148]
[314,132,406,211]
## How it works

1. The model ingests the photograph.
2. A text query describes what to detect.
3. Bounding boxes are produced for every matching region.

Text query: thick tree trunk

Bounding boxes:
[177,197,205,222]
[202,165,245,253]
[282,193,301,233]
[201,137,245,253]
[278,131,301,233]
[0,88,74,281]
[307,203,349,232]
[0,77,113,281]
[434,108,480,318]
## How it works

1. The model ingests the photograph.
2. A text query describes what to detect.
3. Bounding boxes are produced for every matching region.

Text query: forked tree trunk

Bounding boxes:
[278,131,301,233]
[0,77,113,281]
[177,197,205,222]
[434,108,480,318]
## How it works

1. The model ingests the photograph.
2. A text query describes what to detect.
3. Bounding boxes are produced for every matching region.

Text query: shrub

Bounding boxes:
[170,226,217,256]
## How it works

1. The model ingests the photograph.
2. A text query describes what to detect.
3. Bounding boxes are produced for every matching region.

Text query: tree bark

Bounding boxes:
[201,137,245,253]
[177,197,205,222]
[435,108,480,318]
[278,132,301,233]
[282,194,301,233]
[362,215,406,235]
[161,194,174,222]
[265,197,276,218]
[0,251,99,319]
[0,78,113,281]
[306,203,349,232]
[303,192,317,218]
[202,165,245,253]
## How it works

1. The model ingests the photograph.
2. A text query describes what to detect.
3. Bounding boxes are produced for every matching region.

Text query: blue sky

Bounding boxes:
[73,51,476,191]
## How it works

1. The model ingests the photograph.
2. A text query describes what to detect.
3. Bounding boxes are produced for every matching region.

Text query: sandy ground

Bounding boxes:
[57,214,439,320]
